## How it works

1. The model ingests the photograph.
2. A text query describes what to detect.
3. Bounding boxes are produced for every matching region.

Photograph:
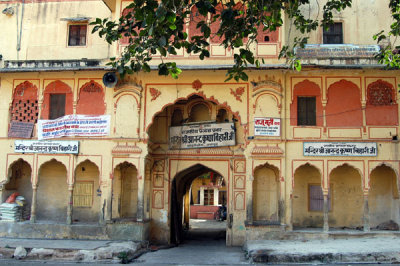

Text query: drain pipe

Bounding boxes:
[16,0,25,56]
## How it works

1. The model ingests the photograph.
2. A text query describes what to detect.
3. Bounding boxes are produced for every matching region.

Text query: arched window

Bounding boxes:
[41,81,73,120]
[189,103,210,122]
[10,81,38,123]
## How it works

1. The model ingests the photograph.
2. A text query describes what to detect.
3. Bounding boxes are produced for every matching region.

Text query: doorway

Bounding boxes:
[170,164,227,245]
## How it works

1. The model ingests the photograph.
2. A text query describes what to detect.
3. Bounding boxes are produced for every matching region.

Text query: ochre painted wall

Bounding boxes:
[292,164,323,228]
[329,165,363,228]
[37,160,68,222]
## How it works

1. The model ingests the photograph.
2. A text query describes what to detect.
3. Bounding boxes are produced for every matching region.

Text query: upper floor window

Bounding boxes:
[297,96,316,126]
[68,24,87,46]
[323,22,343,44]
[49,94,66,120]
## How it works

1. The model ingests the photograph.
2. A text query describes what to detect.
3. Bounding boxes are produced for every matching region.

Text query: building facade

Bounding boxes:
[0,0,399,246]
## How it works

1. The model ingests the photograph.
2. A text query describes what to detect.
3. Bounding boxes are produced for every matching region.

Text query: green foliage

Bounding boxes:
[91,0,400,81]
[117,251,129,264]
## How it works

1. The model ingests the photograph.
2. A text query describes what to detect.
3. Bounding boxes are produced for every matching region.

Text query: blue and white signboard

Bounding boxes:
[304,142,377,156]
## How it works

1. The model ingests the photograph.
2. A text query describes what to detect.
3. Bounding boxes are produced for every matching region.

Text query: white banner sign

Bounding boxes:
[37,115,110,140]
[254,117,281,136]
[15,140,79,154]
[304,142,377,156]
[169,122,235,149]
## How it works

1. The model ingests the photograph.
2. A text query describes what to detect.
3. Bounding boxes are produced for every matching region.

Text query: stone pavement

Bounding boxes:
[1,220,400,264]
[245,236,400,264]
[0,237,144,263]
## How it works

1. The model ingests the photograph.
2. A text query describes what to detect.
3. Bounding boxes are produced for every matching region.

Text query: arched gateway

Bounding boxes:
[147,94,244,246]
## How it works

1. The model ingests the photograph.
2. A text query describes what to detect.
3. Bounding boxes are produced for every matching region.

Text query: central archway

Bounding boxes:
[170,164,228,245]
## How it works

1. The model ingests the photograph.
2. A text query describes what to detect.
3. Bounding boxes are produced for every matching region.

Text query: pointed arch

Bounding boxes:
[328,163,363,228]
[290,79,323,126]
[146,92,242,133]
[10,81,39,123]
[36,158,68,222]
[41,80,73,119]
[326,79,362,127]
[366,79,398,126]
[292,163,324,228]
[253,162,280,221]
[76,80,106,115]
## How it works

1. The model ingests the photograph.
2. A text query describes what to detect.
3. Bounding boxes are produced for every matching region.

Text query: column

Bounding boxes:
[213,187,219,205]
[183,189,190,229]
[200,187,205,205]
[30,185,38,223]
[246,175,253,224]
[363,193,370,232]
[323,193,329,232]
[66,184,74,225]
[137,157,146,222]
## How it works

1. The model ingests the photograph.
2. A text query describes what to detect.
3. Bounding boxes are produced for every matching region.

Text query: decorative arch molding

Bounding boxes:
[37,157,70,185]
[114,91,140,106]
[13,81,38,99]
[74,157,102,182]
[292,161,324,189]
[290,79,323,126]
[114,85,142,100]
[291,79,322,103]
[187,99,212,117]
[326,79,363,127]
[253,92,281,115]
[252,82,283,96]
[170,160,229,186]
[41,80,73,119]
[366,79,396,105]
[6,154,35,183]
[328,161,365,190]
[4,158,33,187]
[146,92,242,133]
[112,157,140,178]
[365,79,398,126]
[368,161,399,190]
[76,80,106,115]
[326,79,361,100]
[252,161,280,180]
[251,74,283,90]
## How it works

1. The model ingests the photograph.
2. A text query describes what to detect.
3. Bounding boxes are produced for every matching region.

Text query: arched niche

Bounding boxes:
[326,80,362,127]
[369,164,400,228]
[37,159,68,222]
[292,163,324,228]
[2,159,32,211]
[73,160,101,223]
[112,162,138,219]
[76,80,106,115]
[328,163,363,228]
[115,93,139,138]
[254,93,280,118]
[188,102,211,122]
[253,163,280,222]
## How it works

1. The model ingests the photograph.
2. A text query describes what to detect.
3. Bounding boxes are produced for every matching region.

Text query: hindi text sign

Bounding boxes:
[15,140,79,154]
[254,117,281,136]
[8,121,34,139]
[37,115,110,140]
[304,142,377,156]
[169,122,235,149]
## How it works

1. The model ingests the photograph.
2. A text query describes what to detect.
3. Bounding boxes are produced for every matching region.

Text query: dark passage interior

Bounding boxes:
[170,164,227,245]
